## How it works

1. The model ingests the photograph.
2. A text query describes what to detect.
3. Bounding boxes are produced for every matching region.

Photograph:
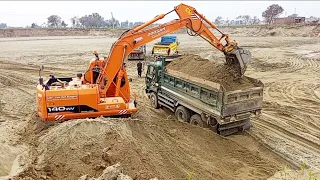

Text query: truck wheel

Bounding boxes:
[190,114,207,128]
[175,106,190,122]
[150,92,159,109]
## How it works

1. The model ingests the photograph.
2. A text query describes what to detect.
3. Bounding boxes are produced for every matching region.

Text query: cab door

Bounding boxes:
[145,65,157,92]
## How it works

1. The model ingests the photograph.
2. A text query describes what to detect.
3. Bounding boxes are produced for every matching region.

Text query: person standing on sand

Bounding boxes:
[137,60,143,77]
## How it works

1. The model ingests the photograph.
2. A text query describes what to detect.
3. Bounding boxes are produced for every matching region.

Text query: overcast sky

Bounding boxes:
[0,1,319,27]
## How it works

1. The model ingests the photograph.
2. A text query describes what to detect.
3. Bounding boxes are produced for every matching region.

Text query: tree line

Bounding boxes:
[40,3,281,29]
[38,4,301,28]
[214,4,283,26]
[31,13,120,28]
[0,23,7,28]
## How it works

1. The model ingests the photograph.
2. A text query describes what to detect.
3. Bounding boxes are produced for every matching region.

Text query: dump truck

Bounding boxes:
[128,45,146,60]
[145,57,264,136]
[151,36,180,59]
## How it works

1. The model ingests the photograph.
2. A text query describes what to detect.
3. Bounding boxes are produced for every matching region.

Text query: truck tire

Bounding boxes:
[150,92,159,109]
[190,114,207,128]
[175,106,190,122]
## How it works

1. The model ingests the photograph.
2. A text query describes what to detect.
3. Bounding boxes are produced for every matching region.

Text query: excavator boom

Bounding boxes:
[92,3,252,98]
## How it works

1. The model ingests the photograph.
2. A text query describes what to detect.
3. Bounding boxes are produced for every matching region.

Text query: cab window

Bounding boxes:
[147,66,155,75]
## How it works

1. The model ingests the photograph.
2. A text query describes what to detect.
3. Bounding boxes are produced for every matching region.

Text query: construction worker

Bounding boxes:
[137,60,143,77]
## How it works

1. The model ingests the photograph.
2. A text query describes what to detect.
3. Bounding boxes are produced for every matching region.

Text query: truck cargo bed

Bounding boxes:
[164,69,264,124]
[145,57,264,136]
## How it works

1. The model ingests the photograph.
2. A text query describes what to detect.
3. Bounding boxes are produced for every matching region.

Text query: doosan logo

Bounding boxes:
[148,28,166,36]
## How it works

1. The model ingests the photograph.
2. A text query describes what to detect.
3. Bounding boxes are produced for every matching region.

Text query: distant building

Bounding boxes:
[274,14,305,24]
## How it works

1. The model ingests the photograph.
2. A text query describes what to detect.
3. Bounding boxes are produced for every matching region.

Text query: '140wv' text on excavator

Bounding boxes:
[36,3,252,121]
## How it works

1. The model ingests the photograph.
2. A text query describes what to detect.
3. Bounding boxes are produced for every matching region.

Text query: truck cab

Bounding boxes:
[151,36,180,58]
[128,45,147,60]
[145,60,164,93]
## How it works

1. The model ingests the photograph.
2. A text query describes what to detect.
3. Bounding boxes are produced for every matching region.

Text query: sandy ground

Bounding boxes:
[0,32,319,179]
[0,24,319,38]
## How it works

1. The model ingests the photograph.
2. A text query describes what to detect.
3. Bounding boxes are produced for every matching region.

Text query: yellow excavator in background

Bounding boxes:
[36,3,252,122]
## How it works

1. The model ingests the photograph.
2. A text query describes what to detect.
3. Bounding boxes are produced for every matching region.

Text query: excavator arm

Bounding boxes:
[173,4,252,71]
[86,3,252,100]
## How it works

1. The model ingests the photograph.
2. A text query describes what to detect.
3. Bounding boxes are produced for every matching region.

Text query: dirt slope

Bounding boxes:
[8,114,282,180]
[0,28,125,38]
[219,24,320,37]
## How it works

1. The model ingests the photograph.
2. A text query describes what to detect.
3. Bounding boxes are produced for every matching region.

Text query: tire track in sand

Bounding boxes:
[283,47,320,71]
[254,114,320,153]
[288,56,320,71]
[253,73,320,170]
[264,80,320,125]
[252,114,320,171]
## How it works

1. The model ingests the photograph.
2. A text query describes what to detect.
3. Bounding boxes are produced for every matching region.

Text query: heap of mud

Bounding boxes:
[77,163,158,180]
[4,113,283,180]
[7,118,158,180]
[166,54,257,91]
[0,28,125,38]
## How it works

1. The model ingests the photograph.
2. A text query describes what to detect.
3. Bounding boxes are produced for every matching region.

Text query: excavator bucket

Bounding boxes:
[225,47,252,78]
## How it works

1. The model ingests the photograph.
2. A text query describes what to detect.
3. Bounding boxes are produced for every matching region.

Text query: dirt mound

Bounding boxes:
[0,28,126,38]
[4,111,283,180]
[166,54,257,91]
[218,24,320,37]
[8,118,158,180]
[78,163,158,180]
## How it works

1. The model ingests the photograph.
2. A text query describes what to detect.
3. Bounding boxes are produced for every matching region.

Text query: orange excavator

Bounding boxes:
[36,3,252,121]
